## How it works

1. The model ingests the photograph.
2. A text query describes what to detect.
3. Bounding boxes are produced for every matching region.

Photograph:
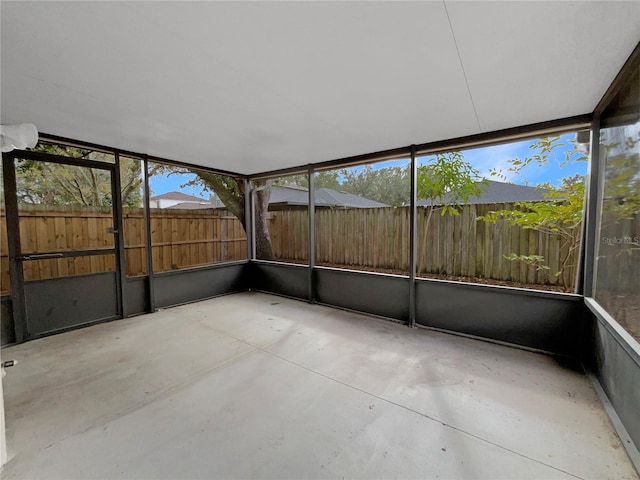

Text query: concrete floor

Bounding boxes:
[1,291,637,479]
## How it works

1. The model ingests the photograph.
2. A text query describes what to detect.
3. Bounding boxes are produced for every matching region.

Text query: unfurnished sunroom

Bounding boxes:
[0,2,639,479]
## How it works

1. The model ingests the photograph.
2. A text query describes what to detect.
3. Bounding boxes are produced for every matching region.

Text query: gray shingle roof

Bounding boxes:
[315,188,388,208]
[268,185,308,205]
[269,186,388,208]
[150,191,207,202]
[416,180,548,206]
[167,202,214,210]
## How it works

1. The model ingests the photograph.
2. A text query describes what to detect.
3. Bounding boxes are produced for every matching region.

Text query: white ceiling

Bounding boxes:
[1,1,638,175]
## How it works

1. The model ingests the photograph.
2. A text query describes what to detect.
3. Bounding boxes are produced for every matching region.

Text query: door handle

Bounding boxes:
[17,253,64,261]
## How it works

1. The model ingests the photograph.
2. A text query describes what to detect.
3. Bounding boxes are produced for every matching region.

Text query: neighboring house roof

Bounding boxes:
[316,188,389,208]
[268,185,308,205]
[168,202,214,210]
[150,191,208,202]
[269,185,388,208]
[416,180,548,206]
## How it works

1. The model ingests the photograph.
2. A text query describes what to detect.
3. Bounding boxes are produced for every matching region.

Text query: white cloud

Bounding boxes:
[460,133,585,187]
[462,140,533,184]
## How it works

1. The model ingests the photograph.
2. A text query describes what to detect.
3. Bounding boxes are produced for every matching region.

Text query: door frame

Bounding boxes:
[2,150,125,342]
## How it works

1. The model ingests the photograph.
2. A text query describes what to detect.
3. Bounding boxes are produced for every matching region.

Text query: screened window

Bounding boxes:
[120,156,148,276]
[313,159,410,275]
[593,63,640,343]
[148,162,247,272]
[416,133,587,292]
[0,166,8,295]
[254,174,309,264]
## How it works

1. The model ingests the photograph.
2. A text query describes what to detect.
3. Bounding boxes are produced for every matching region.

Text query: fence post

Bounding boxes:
[220,215,228,263]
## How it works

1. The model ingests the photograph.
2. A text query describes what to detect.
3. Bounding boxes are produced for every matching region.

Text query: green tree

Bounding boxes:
[17,142,276,260]
[481,175,585,290]
[17,145,143,207]
[340,165,410,206]
[599,131,640,221]
[284,165,410,206]
[416,151,487,273]
[162,166,275,260]
[479,136,587,291]
[594,129,640,304]
[285,170,342,191]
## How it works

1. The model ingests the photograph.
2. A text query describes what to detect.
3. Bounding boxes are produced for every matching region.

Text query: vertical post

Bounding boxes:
[409,146,417,327]
[2,154,27,342]
[112,151,126,318]
[0,351,6,467]
[251,188,257,260]
[582,120,601,298]
[573,215,586,295]
[143,157,156,312]
[220,216,228,262]
[308,166,315,303]
[244,179,252,261]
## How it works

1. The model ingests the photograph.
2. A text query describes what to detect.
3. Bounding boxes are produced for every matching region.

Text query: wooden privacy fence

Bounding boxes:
[0,206,247,294]
[1,202,589,295]
[416,203,577,288]
[148,208,246,273]
[268,203,580,290]
[267,210,310,262]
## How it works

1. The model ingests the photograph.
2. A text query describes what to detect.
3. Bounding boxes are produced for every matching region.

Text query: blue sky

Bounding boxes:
[454,132,587,186]
[149,170,209,200]
[149,132,588,200]
[364,132,587,186]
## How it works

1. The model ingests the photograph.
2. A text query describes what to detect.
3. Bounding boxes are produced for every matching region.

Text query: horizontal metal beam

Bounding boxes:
[250,147,411,180]
[144,155,246,179]
[38,133,247,179]
[38,133,119,155]
[7,149,116,170]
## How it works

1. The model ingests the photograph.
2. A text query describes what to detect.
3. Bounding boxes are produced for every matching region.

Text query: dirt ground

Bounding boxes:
[311,261,567,293]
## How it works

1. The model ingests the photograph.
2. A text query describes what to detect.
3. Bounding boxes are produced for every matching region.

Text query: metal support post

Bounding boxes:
[581,120,601,298]
[409,146,417,327]
[112,151,126,318]
[244,179,252,261]
[308,166,315,303]
[2,154,27,342]
[143,157,156,312]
